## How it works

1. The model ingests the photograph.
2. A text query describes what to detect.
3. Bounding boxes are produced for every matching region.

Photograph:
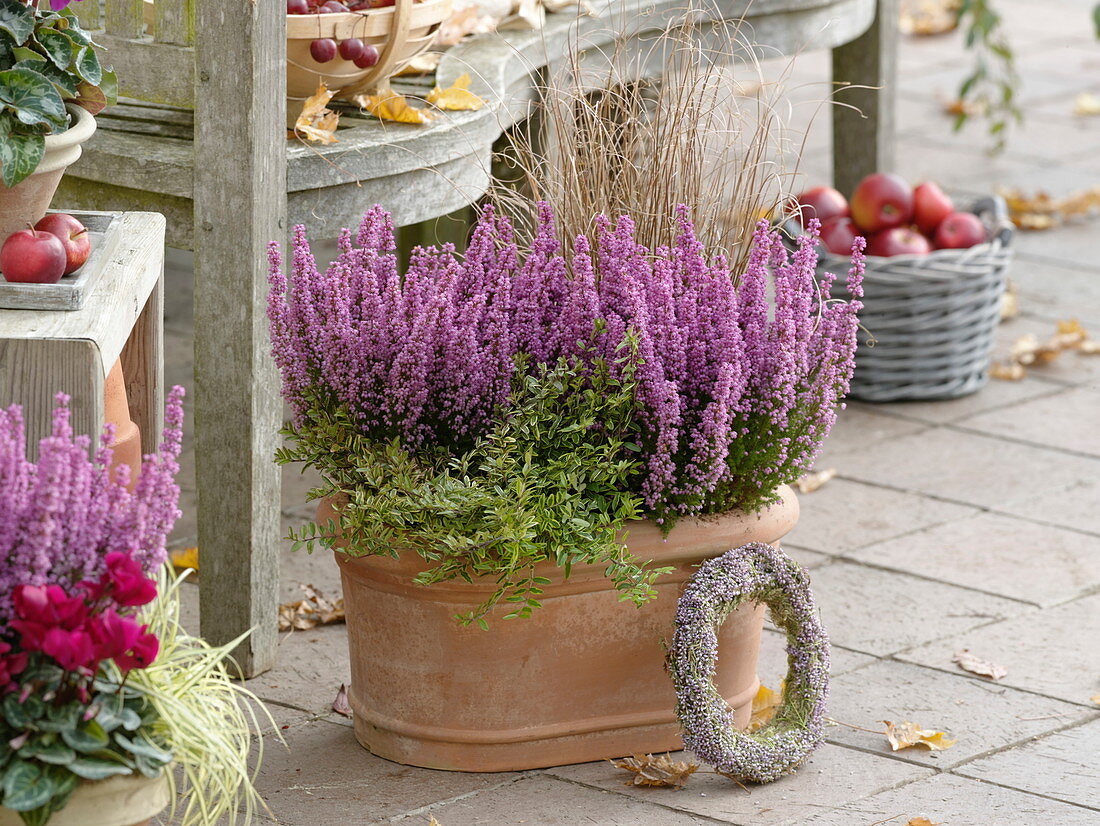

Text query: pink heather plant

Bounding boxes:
[0,387,186,624]
[268,204,863,523]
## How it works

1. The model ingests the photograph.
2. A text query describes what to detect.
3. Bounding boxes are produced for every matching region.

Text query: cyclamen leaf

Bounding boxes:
[1,760,54,812]
[35,27,73,69]
[60,721,109,753]
[19,739,75,766]
[0,67,68,130]
[72,44,101,86]
[0,0,35,45]
[66,757,133,781]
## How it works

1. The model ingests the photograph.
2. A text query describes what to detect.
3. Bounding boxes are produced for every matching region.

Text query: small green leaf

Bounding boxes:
[60,721,109,754]
[0,0,34,45]
[20,738,75,766]
[35,28,73,69]
[0,67,68,130]
[66,757,133,781]
[1,760,54,812]
[113,732,172,765]
[72,45,101,87]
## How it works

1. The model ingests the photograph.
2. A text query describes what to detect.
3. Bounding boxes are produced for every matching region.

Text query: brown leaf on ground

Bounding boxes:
[999,280,1019,321]
[952,649,1008,680]
[907,819,942,826]
[332,683,353,718]
[796,468,837,494]
[990,360,1026,381]
[1091,694,1100,706]
[993,319,1100,380]
[883,720,957,751]
[943,97,985,118]
[428,818,442,826]
[278,583,346,631]
[1073,92,1100,117]
[427,73,487,111]
[353,87,437,124]
[748,684,782,732]
[294,84,340,144]
[999,186,1100,231]
[612,753,698,789]
[900,0,960,35]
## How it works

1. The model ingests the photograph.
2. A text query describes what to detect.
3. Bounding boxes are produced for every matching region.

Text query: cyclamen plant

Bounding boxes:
[268,204,863,619]
[0,389,184,825]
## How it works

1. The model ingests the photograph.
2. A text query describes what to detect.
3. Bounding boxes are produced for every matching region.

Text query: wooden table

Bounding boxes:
[0,212,165,459]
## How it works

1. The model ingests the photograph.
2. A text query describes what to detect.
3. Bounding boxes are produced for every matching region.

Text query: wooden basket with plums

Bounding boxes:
[788,175,1015,403]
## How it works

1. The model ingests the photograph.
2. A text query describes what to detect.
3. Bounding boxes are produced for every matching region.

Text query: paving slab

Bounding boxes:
[899,593,1100,706]
[252,717,518,825]
[954,717,1100,811]
[833,427,1100,510]
[246,623,351,715]
[1003,259,1100,329]
[863,376,1067,425]
[814,405,929,463]
[801,772,1100,826]
[805,560,1028,656]
[957,386,1100,459]
[413,775,720,825]
[784,479,977,556]
[824,659,1096,770]
[849,511,1100,606]
[547,745,931,826]
[994,476,1100,536]
[757,628,877,687]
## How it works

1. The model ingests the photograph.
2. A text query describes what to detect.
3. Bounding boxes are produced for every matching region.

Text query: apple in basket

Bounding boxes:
[935,212,986,249]
[819,217,861,257]
[794,186,849,227]
[851,173,914,233]
[867,227,932,258]
[913,181,954,236]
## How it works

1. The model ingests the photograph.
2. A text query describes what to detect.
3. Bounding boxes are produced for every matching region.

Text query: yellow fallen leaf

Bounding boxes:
[990,360,1026,381]
[170,546,199,573]
[999,281,1018,321]
[278,583,346,632]
[1091,694,1100,706]
[1073,92,1100,117]
[294,83,340,144]
[907,819,942,826]
[611,753,698,789]
[999,186,1100,230]
[883,720,957,751]
[952,649,1007,680]
[427,73,487,111]
[428,818,442,826]
[900,0,960,36]
[796,468,837,494]
[748,684,782,732]
[353,88,437,124]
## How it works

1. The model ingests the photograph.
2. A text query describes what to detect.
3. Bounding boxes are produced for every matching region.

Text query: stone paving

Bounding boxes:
[162,2,1100,822]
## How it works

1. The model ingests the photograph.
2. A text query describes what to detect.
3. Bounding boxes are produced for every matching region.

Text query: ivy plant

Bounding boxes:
[0,0,116,188]
[0,661,172,826]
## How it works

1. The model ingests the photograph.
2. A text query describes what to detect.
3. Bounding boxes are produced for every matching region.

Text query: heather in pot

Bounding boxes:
[267,202,864,625]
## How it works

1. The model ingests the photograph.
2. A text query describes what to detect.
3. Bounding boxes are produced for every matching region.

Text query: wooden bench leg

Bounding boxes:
[121,272,164,455]
[193,0,287,678]
[831,0,899,195]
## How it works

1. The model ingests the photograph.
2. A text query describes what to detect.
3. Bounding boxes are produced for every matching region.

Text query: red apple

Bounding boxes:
[819,217,862,257]
[934,211,986,249]
[34,213,91,275]
[913,181,954,236]
[309,38,337,63]
[850,173,914,233]
[867,227,931,258]
[1,228,67,284]
[794,186,849,228]
[354,43,380,68]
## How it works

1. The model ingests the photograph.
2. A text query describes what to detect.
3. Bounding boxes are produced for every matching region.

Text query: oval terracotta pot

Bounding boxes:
[104,358,142,488]
[0,772,169,826]
[0,105,96,244]
[322,485,799,772]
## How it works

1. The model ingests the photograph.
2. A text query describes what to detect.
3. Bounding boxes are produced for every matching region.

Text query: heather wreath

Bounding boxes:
[268,203,863,621]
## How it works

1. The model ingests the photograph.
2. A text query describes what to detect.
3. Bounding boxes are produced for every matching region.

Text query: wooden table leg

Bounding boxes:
[193,0,287,677]
[121,272,164,455]
[831,0,899,195]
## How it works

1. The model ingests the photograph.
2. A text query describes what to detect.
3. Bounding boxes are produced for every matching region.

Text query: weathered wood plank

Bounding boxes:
[105,0,145,39]
[120,274,164,455]
[99,35,195,107]
[73,0,102,29]
[193,0,286,677]
[831,0,898,194]
[154,0,193,45]
[53,178,194,248]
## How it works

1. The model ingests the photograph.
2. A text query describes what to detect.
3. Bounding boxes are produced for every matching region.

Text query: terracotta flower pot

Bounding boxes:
[0,105,96,244]
[0,772,169,826]
[104,358,142,488]
[321,485,799,772]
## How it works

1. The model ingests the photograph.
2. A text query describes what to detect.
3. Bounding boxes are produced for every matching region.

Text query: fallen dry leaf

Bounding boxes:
[999,186,1100,231]
[943,97,985,118]
[748,684,782,732]
[883,720,957,752]
[353,87,437,124]
[428,818,442,826]
[1091,694,1100,706]
[993,319,1100,380]
[953,649,1007,680]
[278,583,345,632]
[395,51,442,76]
[1073,92,1100,117]
[294,84,340,144]
[990,360,1026,381]
[999,280,1018,321]
[907,819,942,826]
[170,546,199,573]
[332,684,353,718]
[427,73,487,111]
[612,753,698,789]
[796,468,837,494]
[900,0,960,36]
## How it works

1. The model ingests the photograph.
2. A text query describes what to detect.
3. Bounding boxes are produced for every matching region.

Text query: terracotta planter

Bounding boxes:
[0,772,169,826]
[104,358,142,488]
[0,105,96,244]
[322,485,798,772]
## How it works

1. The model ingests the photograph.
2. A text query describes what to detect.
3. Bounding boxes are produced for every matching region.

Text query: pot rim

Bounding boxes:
[36,104,96,175]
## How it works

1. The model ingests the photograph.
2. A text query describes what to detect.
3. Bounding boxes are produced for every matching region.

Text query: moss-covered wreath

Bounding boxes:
[668,542,830,783]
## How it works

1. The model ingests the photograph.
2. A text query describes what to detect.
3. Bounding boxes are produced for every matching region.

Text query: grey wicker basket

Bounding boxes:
[815,196,1014,402]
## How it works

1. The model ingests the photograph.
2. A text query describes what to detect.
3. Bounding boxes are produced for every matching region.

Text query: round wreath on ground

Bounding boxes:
[668,542,830,784]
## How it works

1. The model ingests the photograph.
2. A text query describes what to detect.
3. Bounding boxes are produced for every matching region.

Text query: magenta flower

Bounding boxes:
[49,0,83,10]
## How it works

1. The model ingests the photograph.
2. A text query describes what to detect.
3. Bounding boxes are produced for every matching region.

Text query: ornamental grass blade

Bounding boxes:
[747,684,782,732]
[883,721,956,752]
[611,753,698,789]
[426,73,487,111]
[952,649,1007,681]
[293,84,340,144]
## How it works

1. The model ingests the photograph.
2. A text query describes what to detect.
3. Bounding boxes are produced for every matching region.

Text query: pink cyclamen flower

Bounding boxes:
[114,629,159,672]
[40,627,97,672]
[97,552,158,607]
[87,608,143,661]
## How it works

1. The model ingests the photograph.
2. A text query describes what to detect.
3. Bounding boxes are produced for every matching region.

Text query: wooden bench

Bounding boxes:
[60,0,896,675]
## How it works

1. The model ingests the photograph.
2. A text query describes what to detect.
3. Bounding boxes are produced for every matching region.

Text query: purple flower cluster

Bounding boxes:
[668,542,830,783]
[0,388,185,624]
[267,203,864,518]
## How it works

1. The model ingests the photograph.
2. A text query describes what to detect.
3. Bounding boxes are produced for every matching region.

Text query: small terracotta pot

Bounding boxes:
[104,358,142,488]
[322,485,798,772]
[0,772,169,826]
[0,105,96,244]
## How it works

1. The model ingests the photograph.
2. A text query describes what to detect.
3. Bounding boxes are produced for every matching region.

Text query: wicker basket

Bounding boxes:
[286,0,451,102]
[815,196,1014,402]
